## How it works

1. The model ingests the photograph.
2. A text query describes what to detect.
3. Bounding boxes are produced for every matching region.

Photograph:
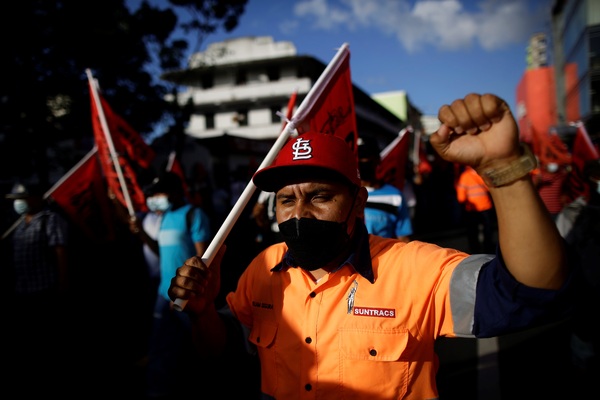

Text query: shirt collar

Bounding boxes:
[271,219,375,283]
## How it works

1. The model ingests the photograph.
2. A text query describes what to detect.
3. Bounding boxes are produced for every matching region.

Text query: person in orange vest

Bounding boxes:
[167,94,574,399]
[455,165,496,253]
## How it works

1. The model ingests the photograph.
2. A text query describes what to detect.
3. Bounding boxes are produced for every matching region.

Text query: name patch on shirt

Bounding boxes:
[252,301,273,309]
[353,307,395,318]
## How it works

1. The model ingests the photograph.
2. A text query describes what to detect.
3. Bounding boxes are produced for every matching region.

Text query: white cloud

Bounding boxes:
[289,0,551,53]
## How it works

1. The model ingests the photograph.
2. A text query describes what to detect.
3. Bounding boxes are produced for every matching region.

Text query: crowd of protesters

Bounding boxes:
[0,127,598,398]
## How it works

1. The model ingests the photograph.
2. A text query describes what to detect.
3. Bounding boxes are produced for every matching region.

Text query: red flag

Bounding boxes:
[97,93,155,168]
[539,131,571,166]
[173,43,358,311]
[47,148,116,242]
[293,44,358,154]
[377,127,412,190]
[572,122,599,171]
[282,90,298,130]
[564,122,600,201]
[88,75,150,213]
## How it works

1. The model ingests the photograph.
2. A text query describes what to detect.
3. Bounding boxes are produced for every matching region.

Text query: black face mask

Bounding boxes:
[279,217,351,271]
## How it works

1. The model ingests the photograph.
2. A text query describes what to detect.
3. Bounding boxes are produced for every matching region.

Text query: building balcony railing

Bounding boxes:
[177,78,311,106]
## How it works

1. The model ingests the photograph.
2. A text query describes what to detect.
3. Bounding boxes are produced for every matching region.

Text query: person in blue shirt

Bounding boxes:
[358,136,413,242]
[131,171,212,398]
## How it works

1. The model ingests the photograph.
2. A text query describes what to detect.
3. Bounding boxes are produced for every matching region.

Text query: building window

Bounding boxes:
[271,106,281,123]
[201,74,213,89]
[234,110,248,126]
[266,66,280,81]
[236,69,247,85]
[205,113,215,129]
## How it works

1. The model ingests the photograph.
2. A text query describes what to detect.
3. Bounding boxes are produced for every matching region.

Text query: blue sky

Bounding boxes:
[136,0,555,117]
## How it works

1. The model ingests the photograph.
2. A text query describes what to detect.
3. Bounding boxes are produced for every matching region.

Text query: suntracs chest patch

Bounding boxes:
[346,280,396,318]
[353,307,396,318]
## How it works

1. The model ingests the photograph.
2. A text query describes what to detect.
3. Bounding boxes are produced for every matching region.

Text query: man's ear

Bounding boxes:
[354,186,369,218]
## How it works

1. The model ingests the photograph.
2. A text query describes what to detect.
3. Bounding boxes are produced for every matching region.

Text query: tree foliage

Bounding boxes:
[0,0,247,186]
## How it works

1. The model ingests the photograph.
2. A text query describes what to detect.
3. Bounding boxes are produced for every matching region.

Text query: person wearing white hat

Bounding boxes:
[4,181,70,396]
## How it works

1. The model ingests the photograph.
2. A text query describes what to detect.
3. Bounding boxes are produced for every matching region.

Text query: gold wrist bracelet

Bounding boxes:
[480,143,537,188]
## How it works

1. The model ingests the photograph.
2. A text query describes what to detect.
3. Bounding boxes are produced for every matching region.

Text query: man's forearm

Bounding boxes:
[490,176,567,289]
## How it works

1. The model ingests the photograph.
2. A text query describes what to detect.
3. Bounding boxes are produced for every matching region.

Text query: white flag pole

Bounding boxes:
[85,68,136,217]
[174,43,351,311]
[45,146,99,198]
[166,150,176,171]
[1,216,24,241]
[412,128,421,166]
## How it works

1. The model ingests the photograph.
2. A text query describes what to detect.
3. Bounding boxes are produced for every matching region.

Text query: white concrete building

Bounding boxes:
[160,36,410,177]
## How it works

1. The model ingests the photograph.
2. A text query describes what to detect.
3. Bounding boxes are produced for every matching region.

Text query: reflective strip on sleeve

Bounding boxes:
[450,254,494,336]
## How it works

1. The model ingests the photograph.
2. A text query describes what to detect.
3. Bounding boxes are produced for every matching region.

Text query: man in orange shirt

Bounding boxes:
[456,165,496,253]
[169,94,574,399]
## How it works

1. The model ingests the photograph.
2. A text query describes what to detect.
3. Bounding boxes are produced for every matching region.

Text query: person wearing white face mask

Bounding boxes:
[4,182,70,297]
[168,94,576,399]
[3,182,70,396]
[127,171,212,399]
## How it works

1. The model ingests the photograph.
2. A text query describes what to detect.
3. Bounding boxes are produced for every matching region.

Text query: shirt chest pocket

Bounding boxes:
[248,320,277,349]
[340,327,409,361]
[338,327,411,397]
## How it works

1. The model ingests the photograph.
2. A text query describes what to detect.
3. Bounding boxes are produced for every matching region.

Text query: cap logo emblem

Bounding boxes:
[291,138,313,160]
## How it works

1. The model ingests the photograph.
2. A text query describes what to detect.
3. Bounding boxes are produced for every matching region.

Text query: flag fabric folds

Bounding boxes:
[377,127,412,190]
[47,148,116,242]
[282,89,298,130]
[173,43,359,310]
[87,71,154,214]
[564,122,600,201]
[293,44,358,154]
[96,93,155,169]
[20,70,158,242]
[572,122,599,171]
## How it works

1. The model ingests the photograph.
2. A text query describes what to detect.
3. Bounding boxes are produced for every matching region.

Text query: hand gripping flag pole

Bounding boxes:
[174,43,352,311]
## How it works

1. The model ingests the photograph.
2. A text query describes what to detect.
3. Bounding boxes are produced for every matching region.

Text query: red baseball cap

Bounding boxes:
[253,132,360,192]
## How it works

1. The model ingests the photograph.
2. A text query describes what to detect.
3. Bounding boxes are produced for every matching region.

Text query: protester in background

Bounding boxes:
[129,171,212,399]
[135,185,163,338]
[3,182,71,396]
[139,200,161,303]
[4,182,70,298]
[251,190,281,249]
[357,136,413,241]
[455,165,496,253]
[168,93,574,400]
[565,158,600,397]
[230,165,251,206]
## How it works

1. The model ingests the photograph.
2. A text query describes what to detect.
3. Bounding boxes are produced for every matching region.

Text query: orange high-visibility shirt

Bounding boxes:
[226,236,485,399]
[456,166,493,212]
